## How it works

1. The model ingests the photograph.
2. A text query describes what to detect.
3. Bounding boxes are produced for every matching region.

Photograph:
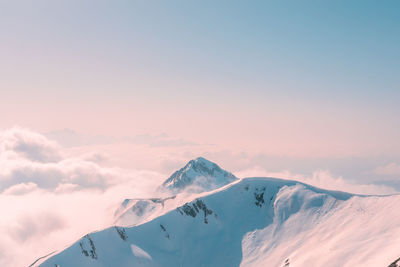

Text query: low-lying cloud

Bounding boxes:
[0,128,168,266]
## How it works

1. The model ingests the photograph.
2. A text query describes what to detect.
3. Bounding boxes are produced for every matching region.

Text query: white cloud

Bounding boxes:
[1,127,61,163]
[235,167,397,195]
[2,182,39,195]
[54,183,80,194]
[374,162,400,176]
[0,128,121,193]
[0,169,164,267]
[0,128,170,267]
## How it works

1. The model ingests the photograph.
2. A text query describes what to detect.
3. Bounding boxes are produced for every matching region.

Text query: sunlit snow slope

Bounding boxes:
[39,177,400,267]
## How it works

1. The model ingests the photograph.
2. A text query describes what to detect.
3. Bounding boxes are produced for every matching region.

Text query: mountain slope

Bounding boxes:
[37,177,400,267]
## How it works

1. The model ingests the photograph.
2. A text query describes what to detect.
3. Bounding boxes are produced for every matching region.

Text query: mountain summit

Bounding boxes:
[161,157,238,192]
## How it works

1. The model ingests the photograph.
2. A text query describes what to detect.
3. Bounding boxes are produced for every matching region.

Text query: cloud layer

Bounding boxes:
[0,128,166,266]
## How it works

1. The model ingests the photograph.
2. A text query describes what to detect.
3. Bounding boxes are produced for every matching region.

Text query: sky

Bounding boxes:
[1,0,399,155]
[1,1,399,177]
[0,1,399,265]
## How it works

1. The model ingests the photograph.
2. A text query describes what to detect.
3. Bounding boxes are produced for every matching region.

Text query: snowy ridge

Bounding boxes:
[37,177,400,267]
[161,157,238,193]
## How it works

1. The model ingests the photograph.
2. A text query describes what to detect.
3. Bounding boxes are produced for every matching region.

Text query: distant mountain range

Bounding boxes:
[34,157,400,267]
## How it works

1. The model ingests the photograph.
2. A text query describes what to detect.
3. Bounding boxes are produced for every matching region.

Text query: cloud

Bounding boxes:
[9,212,66,243]
[0,191,109,267]
[374,162,400,176]
[234,167,397,195]
[1,127,61,163]
[2,182,39,195]
[0,128,170,267]
[54,183,80,194]
[2,173,165,266]
[0,155,117,193]
[0,128,120,193]
[0,166,165,267]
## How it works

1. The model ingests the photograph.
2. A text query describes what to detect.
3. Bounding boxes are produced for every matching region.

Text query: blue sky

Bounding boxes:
[2,0,399,99]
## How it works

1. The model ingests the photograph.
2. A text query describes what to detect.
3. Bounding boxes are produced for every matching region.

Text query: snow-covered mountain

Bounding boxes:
[37,174,400,267]
[114,158,237,226]
[161,157,238,193]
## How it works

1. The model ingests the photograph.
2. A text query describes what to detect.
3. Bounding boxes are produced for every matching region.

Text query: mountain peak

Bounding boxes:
[162,157,238,192]
[184,157,218,171]
[193,156,213,164]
